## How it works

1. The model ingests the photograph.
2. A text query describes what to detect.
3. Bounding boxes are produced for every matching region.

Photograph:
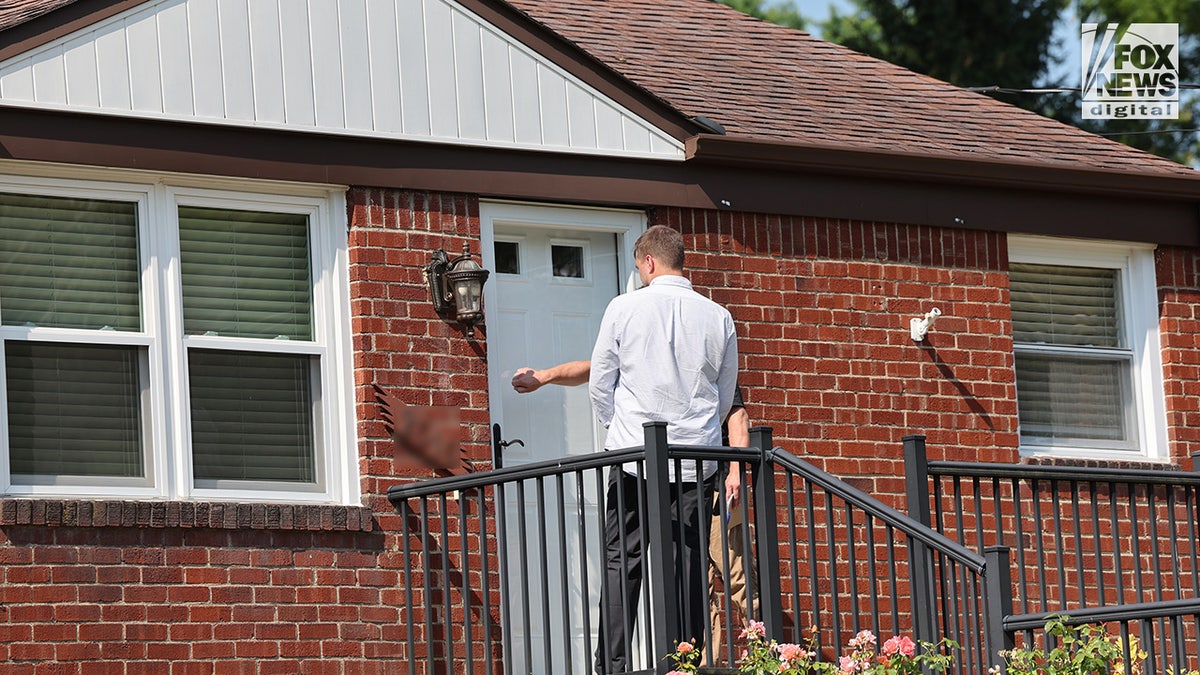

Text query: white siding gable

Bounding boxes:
[0,0,684,160]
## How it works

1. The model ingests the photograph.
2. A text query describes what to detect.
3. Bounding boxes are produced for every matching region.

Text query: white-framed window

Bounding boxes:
[1009,235,1167,461]
[0,169,356,503]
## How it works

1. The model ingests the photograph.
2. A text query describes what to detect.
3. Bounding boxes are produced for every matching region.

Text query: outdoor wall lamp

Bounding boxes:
[910,307,942,342]
[424,245,490,337]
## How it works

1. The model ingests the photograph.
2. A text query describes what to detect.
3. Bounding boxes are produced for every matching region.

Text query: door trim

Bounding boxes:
[478,201,646,455]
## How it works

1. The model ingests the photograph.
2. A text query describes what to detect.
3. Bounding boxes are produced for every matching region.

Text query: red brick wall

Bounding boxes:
[347,187,500,671]
[654,207,1021,504]
[1157,245,1200,464]
[347,187,493,504]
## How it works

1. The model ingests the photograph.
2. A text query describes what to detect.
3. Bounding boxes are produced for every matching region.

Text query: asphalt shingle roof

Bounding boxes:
[0,0,74,32]
[506,0,1195,177]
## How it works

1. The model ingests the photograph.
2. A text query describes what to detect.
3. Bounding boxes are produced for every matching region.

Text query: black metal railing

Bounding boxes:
[905,435,1200,672]
[769,449,995,675]
[387,423,772,674]
[387,427,1001,674]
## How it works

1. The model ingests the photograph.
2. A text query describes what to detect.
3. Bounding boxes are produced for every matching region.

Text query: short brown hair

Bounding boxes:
[634,225,685,270]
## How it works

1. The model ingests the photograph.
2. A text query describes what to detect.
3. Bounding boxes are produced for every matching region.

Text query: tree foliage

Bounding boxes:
[719,0,806,31]
[821,0,1067,100]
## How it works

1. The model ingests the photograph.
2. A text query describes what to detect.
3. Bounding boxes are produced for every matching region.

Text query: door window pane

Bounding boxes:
[551,245,584,278]
[0,193,140,331]
[494,241,520,274]
[189,349,316,484]
[178,206,312,340]
[6,341,144,478]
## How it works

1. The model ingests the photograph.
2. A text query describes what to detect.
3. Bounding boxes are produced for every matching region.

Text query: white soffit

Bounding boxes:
[0,0,685,160]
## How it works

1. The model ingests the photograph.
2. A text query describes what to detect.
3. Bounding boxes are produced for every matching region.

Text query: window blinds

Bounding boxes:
[0,192,140,331]
[1011,262,1130,445]
[1014,354,1128,442]
[188,349,316,485]
[1010,263,1120,347]
[6,341,143,478]
[178,206,312,341]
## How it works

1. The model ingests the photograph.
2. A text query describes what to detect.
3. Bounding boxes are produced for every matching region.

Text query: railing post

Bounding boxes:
[750,426,784,640]
[903,434,937,645]
[903,434,933,529]
[643,421,678,673]
[984,545,1015,672]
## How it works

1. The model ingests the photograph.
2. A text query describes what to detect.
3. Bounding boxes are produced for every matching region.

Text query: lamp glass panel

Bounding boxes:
[454,276,482,314]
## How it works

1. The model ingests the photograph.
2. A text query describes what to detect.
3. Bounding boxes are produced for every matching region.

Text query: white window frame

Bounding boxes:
[1009,235,1168,462]
[0,165,356,504]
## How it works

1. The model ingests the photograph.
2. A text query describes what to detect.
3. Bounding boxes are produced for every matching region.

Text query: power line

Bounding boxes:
[967,84,1200,94]
[964,86,1198,137]
[1096,128,1198,137]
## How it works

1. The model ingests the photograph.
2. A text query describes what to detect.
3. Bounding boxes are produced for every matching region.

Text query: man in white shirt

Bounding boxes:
[587,225,738,673]
[513,363,754,666]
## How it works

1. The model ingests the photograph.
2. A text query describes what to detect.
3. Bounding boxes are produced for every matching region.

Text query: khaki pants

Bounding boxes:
[705,496,754,663]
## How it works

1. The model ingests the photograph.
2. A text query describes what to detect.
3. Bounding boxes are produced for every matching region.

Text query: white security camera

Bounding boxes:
[910,307,942,342]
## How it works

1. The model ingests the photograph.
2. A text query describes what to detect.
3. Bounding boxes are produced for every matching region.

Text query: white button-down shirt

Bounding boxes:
[589,275,738,480]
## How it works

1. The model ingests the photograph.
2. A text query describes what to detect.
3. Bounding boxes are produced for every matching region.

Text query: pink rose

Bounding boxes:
[883,635,916,657]
[676,641,693,654]
[848,629,876,649]
[741,620,766,640]
[839,655,856,673]
[778,643,807,662]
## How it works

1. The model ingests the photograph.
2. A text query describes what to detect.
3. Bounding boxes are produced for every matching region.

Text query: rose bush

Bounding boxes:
[997,616,1199,675]
[663,623,956,675]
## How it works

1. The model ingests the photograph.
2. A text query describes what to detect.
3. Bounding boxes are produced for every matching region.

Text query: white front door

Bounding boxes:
[481,202,643,674]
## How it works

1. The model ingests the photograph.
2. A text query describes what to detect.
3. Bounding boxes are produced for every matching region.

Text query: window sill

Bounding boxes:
[1019,455,1183,473]
[0,499,374,531]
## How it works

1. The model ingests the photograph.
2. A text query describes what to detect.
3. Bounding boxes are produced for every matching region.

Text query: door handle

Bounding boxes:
[492,423,524,469]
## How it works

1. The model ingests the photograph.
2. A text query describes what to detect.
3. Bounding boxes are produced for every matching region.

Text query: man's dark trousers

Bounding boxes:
[594,466,710,674]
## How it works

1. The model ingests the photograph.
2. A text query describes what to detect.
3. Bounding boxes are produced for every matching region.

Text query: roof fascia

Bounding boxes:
[0,0,152,61]
[1,105,1196,247]
[687,135,1200,202]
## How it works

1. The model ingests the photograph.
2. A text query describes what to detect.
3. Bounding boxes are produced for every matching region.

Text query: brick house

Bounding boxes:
[0,0,1198,672]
